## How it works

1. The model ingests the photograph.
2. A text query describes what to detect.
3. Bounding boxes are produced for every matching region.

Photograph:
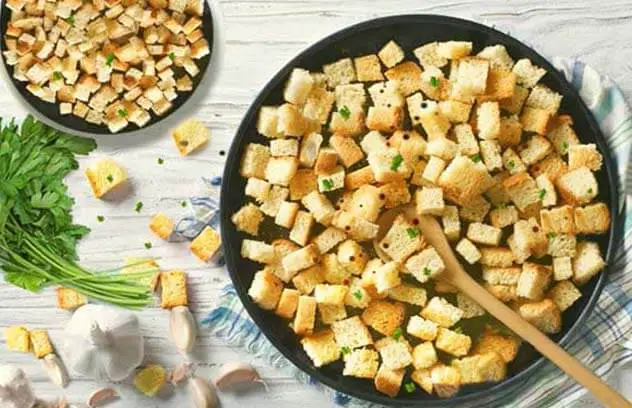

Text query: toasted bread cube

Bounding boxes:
[406,247,446,284]
[422,156,447,186]
[376,338,414,370]
[361,300,405,336]
[438,156,494,205]
[331,211,380,242]
[436,41,472,59]
[311,227,345,255]
[485,283,518,302]
[260,185,289,217]
[552,256,573,281]
[323,58,356,88]
[277,103,307,137]
[476,101,500,140]
[345,278,372,309]
[293,295,317,335]
[149,212,175,240]
[317,167,345,193]
[335,83,366,111]
[282,244,320,276]
[489,205,519,229]
[540,205,575,234]
[518,299,561,333]
[435,328,472,357]
[265,156,299,187]
[292,265,325,295]
[453,124,479,156]
[379,215,423,262]
[503,172,541,213]
[466,223,502,246]
[440,206,461,241]
[410,160,428,186]
[421,297,463,328]
[244,178,271,202]
[547,234,577,258]
[460,195,491,223]
[370,80,405,108]
[301,329,340,367]
[360,131,388,155]
[343,348,379,379]
[354,54,384,82]
[411,368,434,394]
[303,86,335,125]
[514,217,548,258]
[482,266,521,286]
[525,84,562,114]
[502,148,527,175]
[56,287,88,310]
[479,66,516,102]
[367,148,412,183]
[412,342,438,370]
[332,316,373,349]
[366,106,403,133]
[385,61,423,96]
[480,140,503,172]
[171,118,208,156]
[289,171,317,202]
[240,143,270,179]
[478,248,514,269]
[190,226,222,262]
[547,280,582,312]
[497,116,523,149]
[272,201,298,229]
[413,41,448,69]
[406,316,439,341]
[419,66,447,100]
[314,284,349,306]
[314,148,339,175]
[547,120,579,156]
[568,144,603,171]
[520,107,551,135]
[518,135,553,166]
[160,270,188,309]
[457,293,486,318]
[455,238,481,265]
[373,262,402,294]
[302,191,336,225]
[572,241,605,286]
[295,135,322,169]
[241,239,276,264]
[374,366,406,397]
[30,329,53,359]
[385,284,427,307]
[346,185,382,222]
[473,329,520,363]
[5,326,30,353]
[556,167,598,206]
[337,240,368,275]
[574,203,610,235]
[512,59,546,88]
[275,288,300,320]
[229,203,264,236]
[439,99,473,124]
[452,352,506,384]
[379,180,412,210]
[270,139,299,158]
[500,85,529,115]
[318,303,348,324]
[453,57,490,98]
[283,68,313,106]
[426,138,458,161]
[415,100,452,140]
[516,262,552,301]
[378,40,404,68]
[534,174,557,208]
[85,158,128,198]
[431,364,461,398]
[477,45,514,70]
[329,135,364,168]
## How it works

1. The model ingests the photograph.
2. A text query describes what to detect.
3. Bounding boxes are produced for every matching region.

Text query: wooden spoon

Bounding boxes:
[375,206,631,407]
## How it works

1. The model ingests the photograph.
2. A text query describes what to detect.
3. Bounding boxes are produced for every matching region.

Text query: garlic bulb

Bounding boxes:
[0,365,36,408]
[61,304,144,382]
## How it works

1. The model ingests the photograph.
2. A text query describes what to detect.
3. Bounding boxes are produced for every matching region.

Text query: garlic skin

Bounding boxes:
[61,305,144,382]
[169,306,197,352]
[0,365,36,408]
[41,354,69,388]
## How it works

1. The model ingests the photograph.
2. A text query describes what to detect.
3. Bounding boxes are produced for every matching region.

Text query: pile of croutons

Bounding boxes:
[231,39,610,398]
[2,0,209,132]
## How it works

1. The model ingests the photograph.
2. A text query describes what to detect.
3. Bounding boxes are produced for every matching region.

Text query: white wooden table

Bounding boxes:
[1,0,632,406]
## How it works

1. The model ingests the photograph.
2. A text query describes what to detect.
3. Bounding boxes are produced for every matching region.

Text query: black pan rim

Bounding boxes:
[0,0,214,135]
[220,14,622,406]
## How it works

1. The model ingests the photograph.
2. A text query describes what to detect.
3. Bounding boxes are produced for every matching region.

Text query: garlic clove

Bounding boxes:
[169,361,193,386]
[41,354,69,388]
[188,376,219,408]
[214,363,264,391]
[169,306,197,353]
[87,388,118,407]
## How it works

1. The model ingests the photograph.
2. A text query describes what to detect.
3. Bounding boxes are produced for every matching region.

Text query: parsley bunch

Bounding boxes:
[0,116,152,308]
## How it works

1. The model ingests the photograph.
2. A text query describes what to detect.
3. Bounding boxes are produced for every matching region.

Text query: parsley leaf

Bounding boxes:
[423,267,432,276]
[453,327,464,334]
[134,201,143,213]
[52,71,63,81]
[406,227,420,238]
[341,346,351,355]
[588,188,594,194]
[496,203,508,209]
[538,189,547,200]
[353,290,363,300]
[97,215,105,223]
[471,154,482,163]
[392,327,402,340]
[157,158,164,165]
[321,178,334,191]
[546,232,557,239]
[106,174,114,183]
[390,154,404,171]
[339,105,351,120]
[507,160,515,169]
[105,53,115,67]
[168,52,176,60]
[144,242,153,249]
[404,382,416,393]
[65,15,75,25]
[562,141,569,151]
[430,76,439,87]
[117,109,128,118]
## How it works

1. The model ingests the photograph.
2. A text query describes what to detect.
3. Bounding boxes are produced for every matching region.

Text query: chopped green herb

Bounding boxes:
[106,174,114,183]
[588,188,594,194]
[538,189,547,200]
[65,15,75,25]
[341,346,351,355]
[507,160,515,169]
[406,227,420,238]
[562,141,569,150]
[423,267,432,276]
[134,201,143,213]
[404,382,416,393]
[546,232,557,239]
[144,242,152,249]
[105,53,115,67]
[181,201,188,208]
[453,327,464,334]
[157,158,164,165]
[471,154,482,163]
[168,52,176,60]
[390,154,404,171]
[392,327,402,340]
[96,215,105,223]
[117,108,128,118]
[430,76,439,87]
[353,290,363,300]
[52,71,63,81]
[321,178,334,191]
[496,203,508,209]
[339,105,351,120]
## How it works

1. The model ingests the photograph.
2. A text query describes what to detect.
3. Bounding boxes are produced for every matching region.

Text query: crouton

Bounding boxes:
[436,327,472,356]
[414,100,452,140]
[574,203,610,235]
[547,234,577,258]
[329,108,366,136]
[317,166,345,193]
[440,100,473,124]
[277,103,307,137]
[300,191,334,226]
[568,144,603,171]
[275,288,300,320]
[284,68,313,106]
[314,284,349,306]
[374,367,406,397]
[455,238,481,265]
[292,265,325,295]
[373,261,402,294]
[556,167,598,206]
[370,80,406,108]
[171,118,209,156]
[441,206,461,241]
[414,41,448,69]
[512,59,546,88]
[318,303,347,325]
[265,156,299,187]
[518,299,562,334]
[431,364,461,398]
[149,212,175,240]
[534,174,557,208]
[520,107,551,135]
[453,57,490,98]
[406,247,446,284]
[503,172,541,213]
[502,148,527,175]
[361,300,405,336]
[473,329,520,363]
[466,223,502,246]
[56,287,88,310]
[480,140,503,172]
[438,156,494,205]
[323,58,356,88]
[407,316,439,341]
[437,41,472,59]
[547,280,582,312]
[380,215,424,262]
[345,166,376,190]
[345,185,382,223]
[514,217,548,258]
[477,45,514,70]
[190,226,222,262]
[547,120,579,156]
[5,326,30,353]
[245,178,271,202]
[293,295,317,335]
[411,342,438,370]
[303,88,335,125]
[518,135,553,166]
[457,293,486,318]
[314,148,339,175]
[385,284,427,307]
[500,85,529,115]
[337,240,368,275]
[367,147,412,183]
[287,211,314,247]
[312,227,347,255]
[275,201,300,229]
[329,134,364,168]
[479,248,515,268]
[366,106,403,133]
[477,101,500,140]
[30,329,53,359]
[301,330,340,367]
[270,139,299,157]
[421,297,463,328]
[231,203,264,236]
[322,253,352,284]
[240,143,270,179]
[241,240,276,264]
[453,124,479,155]
[360,131,388,155]
[282,244,320,276]
[85,158,128,198]
[378,40,405,68]
[290,169,318,201]
[422,156,447,186]
[452,352,506,384]
[379,180,412,210]
[343,348,379,379]
[516,262,552,301]
[531,154,568,181]
[525,84,562,114]
[426,138,458,161]
[411,368,434,394]
[572,241,606,286]
[552,256,573,281]
[482,267,521,287]
[160,270,188,309]
[331,210,380,242]
[345,277,373,309]
[419,66,447,100]
[489,205,519,229]
[461,195,492,223]
[385,61,423,96]
[479,66,516,102]
[378,340,414,371]
[332,316,373,348]
[354,54,384,82]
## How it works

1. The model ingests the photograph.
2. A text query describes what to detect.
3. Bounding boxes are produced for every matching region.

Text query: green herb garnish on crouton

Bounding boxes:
[390,154,404,171]
[322,178,334,191]
[339,105,351,120]
[471,154,482,163]
[538,189,547,200]
[423,267,432,276]
[105,53,115,67]
[430,76,439,87]
[53,71,63,81]
[392,327,402,340]
[404,382,416,393]
[546,232,557,239]
[353,290,363,300]
[406,227,420,238]
[117,109,128,118]
[341,346,351,355]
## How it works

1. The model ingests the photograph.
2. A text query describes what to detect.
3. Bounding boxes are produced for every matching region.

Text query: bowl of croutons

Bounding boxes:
[220,14,621,406]
[0,0,215,135]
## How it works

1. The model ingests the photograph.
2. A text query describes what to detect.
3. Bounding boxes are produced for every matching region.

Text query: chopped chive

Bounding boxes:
[144,242,152,249]
[430,76,439,87]
[404,382,416,393]
[471,154,482,163]
[538,189,547,200]
[321,178,334,191]
[157,158,164,165]
[406,227,420,239]
[390,154,404,171]
[339,105,351,120]
[423,267,432,276]
[105,53,115,67]
[353,290,363,300]
[134,201,143,213]
[52,71,63,81]
[392,327,402,340]
[106,174,114,183]
[341,346,351,355]
[117,108,128,118]
[96,215,105,223]
[168,52,176,60]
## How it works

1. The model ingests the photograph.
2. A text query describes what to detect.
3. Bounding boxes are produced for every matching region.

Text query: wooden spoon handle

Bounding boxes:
[419,216,631,408]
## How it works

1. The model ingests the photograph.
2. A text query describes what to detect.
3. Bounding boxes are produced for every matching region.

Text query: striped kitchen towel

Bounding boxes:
[200,58,632,407]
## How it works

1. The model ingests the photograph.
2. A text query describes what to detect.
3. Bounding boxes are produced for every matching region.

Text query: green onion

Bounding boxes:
[321,178,334,191]
[117,109,128,118]
[423,267,432,276]
[105,53,115,67]
[168,52,176,60]
[471,154,482,163]
[404,382,416,393]
[588,188,594,194]
[539,189,547,200]
[406,227,420,238]
[390,154,404,171]
[106,174,114,182]
[353,290,363,300]
[52,71,63,81]
[546,232,557,239]
[392,327,402,340]
[341,346,351,355]
[430,76,439,87]
[339,105,351,120]
[507,160,515,169]
[65,15,75,25]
